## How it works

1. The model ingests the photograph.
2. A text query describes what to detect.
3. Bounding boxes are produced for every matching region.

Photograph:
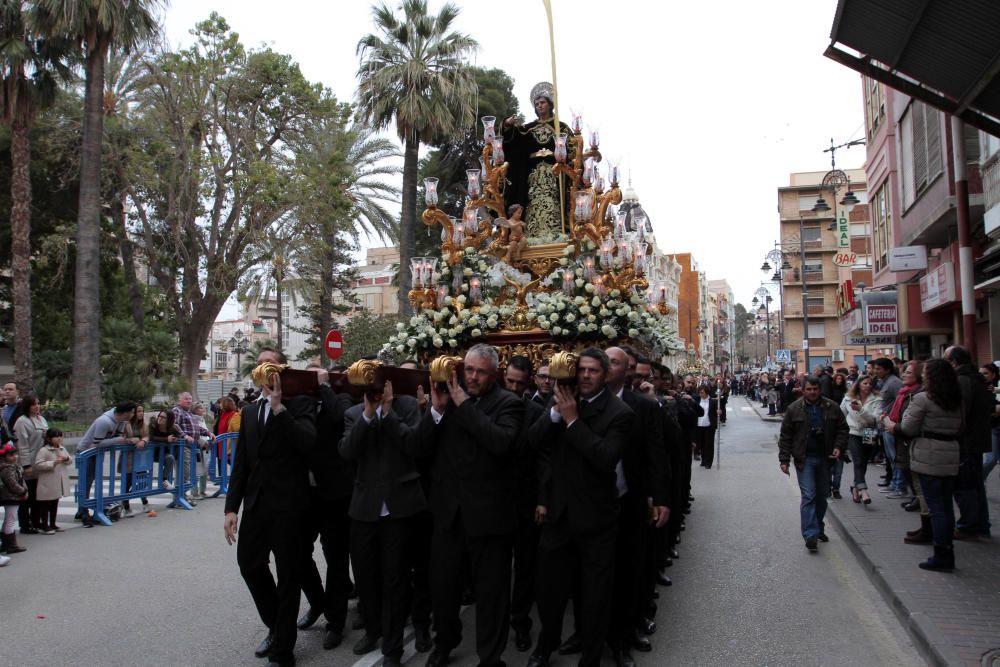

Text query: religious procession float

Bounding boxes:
[381,81,683,371]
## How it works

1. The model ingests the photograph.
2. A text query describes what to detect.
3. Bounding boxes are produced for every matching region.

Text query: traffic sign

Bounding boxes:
[775,349,792,363]
[324,329,344,361]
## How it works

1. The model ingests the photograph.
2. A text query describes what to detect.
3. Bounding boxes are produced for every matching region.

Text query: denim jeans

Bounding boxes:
[829,458,844,494]
[954,455,991,535]
[983,427,1000,481]
[847,434,870,490]
[882,431,904,491]
[916,473,955,547]
[796,455,829,540]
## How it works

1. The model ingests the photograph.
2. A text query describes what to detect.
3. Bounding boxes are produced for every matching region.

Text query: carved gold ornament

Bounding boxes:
[347,359,383,386]
[549,351,579,380]
[429,355,464,383]
[251,362,288,388]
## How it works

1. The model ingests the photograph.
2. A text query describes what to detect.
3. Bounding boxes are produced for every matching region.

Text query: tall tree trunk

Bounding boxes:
[177,295,226,401]
[317,225,335,343]
[68,43,109,421]
[9,121,33,395]
[399,135,419,315]
[113,190,144,331]
[274,275,284,352]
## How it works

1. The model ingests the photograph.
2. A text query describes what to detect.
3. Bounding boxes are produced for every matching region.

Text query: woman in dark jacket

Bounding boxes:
[883,359,963,572]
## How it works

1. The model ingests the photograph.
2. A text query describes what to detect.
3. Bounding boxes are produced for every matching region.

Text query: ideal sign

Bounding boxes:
[864,304,898,336]
[837,209,850,249]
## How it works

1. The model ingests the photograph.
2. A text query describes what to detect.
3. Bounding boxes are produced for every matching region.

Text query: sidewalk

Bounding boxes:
[745,395,1000,666]
[742,395,783,422]
[827,480,1000,667]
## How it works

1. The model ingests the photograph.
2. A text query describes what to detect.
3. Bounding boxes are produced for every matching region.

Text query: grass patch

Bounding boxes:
[49,421,90,433]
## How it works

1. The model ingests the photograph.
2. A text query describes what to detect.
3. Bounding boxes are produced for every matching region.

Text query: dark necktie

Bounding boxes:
[258,400,267,432]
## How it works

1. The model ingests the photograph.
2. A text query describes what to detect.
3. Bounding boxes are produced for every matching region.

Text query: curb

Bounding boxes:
[743,396,783,423]
[825,503,960,667]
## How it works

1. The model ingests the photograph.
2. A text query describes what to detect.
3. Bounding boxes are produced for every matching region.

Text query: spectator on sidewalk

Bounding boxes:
[173,392,210,502]
[13,395,46,534]
[883,359,963,572]
[0,442,28,555]
[76,402,135,526]
[944,346,993,538]
[778,376,848,553]
[981,362,1000,482]
[33,428,71,533]
[841,375,881,505]
[149,410,181,493]
[191,402,212,499]
[1,383,24,446]
[123,406,150,516]
[873,358,904,494]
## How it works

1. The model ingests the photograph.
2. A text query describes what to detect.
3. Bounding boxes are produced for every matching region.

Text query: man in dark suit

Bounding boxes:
[296,366,355,651]
[224,348,317,667]
[527,347,634,667]
[605,347,668,667]
[411,343,524,667]
[504,355,546,652]
[531,363,553,405]
[339,379,425,667]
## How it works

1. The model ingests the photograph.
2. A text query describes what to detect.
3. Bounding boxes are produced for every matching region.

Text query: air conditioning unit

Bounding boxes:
[831,349,846,362]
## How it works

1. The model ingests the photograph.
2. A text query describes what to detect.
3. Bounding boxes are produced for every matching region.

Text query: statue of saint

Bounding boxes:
[502,82,573,242]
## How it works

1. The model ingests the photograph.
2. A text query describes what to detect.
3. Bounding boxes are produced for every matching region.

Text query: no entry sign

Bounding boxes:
[324,329,344,361]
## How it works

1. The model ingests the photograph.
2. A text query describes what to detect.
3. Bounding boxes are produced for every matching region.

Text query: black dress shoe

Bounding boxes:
[558,633,582,655]
[254,632,274,658]
[352,633,380,655]
[383,656,402,667]
[632,632,652,652]
[414,625,432,653]
[638,618,656,635]
[670,549,679,559]
[515,627,532,651]
[818,533,830,543]
[657,572,672,587]
[322,629,343,650]
[526,653,550,667]
[612,647,637,667]
[425,649,451,667]
[297,607,322,630]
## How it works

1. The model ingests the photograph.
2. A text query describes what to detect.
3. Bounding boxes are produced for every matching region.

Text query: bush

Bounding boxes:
[41,400,70,422]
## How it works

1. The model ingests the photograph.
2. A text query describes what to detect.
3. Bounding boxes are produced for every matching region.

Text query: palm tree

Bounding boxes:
[0,0,71,394]
[238,222,310,352]
[356,0,478,314]
[30,0,163,421]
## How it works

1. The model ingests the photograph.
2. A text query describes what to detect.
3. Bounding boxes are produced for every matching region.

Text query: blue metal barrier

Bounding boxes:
[207,432,238,497]
[75,441,197,526]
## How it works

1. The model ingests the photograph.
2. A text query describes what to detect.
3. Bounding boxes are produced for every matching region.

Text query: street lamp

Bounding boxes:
[761,247,790,348]
[752,286,773,364]
[228,329,249,380]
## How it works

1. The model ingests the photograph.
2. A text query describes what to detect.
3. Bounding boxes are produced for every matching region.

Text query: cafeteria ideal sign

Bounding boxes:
[865,304,898,336]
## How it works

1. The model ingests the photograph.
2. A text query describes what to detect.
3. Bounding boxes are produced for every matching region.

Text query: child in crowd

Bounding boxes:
[767,384,779,416]
[0,442,28,554]
[32,429,72,534]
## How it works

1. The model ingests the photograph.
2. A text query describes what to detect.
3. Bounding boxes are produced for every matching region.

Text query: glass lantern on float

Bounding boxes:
[466,169,481,198]
[554,133,568,163]
[469,274,483,305]
[482,115,496,142]
[424,177,439,206]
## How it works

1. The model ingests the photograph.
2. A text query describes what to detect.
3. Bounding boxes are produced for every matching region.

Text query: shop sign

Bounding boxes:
[832,251,858,267]
[837,209,850,249]
[864,304,898,336]
[840,308,862,335]
[848,335,895,346]
[888,245,928,272]
[835,279,856,316]
[919,262,956,312]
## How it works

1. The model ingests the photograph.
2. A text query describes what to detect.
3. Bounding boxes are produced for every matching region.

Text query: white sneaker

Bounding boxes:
[0,554,10,567]
[163,481,175,491]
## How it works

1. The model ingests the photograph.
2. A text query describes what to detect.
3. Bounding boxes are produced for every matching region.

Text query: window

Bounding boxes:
[214,352,228,369]
[802,226,822,245]
[807,322,826,340]
[803,261,824,275]
[850,223,869,237]
[806,296,825,314]
[799,195,817,211]
[901,100,943,207]
[864,77,885,139]
[872,181,892,272]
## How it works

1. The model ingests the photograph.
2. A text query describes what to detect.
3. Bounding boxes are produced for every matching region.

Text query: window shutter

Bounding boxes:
[926,105,942,181]
[963,123,981,163]
[913,102,928,190]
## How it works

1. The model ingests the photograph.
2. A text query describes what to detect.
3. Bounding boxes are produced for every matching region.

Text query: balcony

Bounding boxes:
[782,268,841,285]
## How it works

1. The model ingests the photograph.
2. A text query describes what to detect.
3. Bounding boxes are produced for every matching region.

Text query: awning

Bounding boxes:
[826,0,1000,137]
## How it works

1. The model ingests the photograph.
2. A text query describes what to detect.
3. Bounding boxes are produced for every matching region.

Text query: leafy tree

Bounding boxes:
[0,0,72,393]
[356,0,478,314]
[30,0,164,421]
[338,310,401,366]
[240,337,278,378]
[127,15,331,395]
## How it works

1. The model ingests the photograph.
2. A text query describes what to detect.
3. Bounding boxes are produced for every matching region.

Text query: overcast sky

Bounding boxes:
[163,0,865,317]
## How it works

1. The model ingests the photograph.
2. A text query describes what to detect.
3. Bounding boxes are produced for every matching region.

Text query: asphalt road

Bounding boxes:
[3,400,923,667]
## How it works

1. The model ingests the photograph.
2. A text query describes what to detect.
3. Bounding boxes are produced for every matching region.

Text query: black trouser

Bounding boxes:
[351,515,416,660]
[36,499,58,528]
[430,517,512,666]
[510,513,540,633]
[608,494,647,651]
[954,455,991,534]
[719,397,728,423]
[696,426,716,468]
[300,490,352,632]
[237,506,303,664]
[18,478,39,530]
[535,517,617,667]
[408,510,433,632]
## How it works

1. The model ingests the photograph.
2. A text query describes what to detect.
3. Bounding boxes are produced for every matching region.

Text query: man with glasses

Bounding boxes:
[532,363,554,405]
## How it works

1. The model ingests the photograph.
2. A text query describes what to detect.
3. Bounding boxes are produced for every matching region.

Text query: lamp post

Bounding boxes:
[228,329,249,381]
[752,286,773,364]
[761,247,790,349]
